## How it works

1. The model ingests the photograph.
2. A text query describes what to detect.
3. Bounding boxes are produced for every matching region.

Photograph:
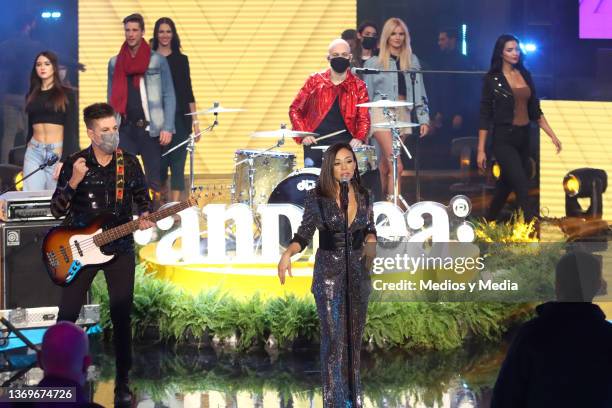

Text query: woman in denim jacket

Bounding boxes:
[364,17,430,201]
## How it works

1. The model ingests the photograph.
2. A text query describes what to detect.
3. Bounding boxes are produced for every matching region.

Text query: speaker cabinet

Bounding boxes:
[0,220,64,309]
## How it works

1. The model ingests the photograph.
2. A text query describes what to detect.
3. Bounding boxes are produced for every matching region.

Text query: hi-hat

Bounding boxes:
[250,128,319,138]
[357,100,413,108]
[372,121,420,129]
[187,106,245,115]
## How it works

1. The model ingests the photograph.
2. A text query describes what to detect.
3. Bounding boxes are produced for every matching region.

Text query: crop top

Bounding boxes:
[26,87,79,161]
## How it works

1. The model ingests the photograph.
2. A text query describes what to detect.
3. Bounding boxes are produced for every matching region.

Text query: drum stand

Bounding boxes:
[382,105,412,209]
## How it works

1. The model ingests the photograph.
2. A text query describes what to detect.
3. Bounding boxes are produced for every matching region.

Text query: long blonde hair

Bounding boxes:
[378,18,412,71]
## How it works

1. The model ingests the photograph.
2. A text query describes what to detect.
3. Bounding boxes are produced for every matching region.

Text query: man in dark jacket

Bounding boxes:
[492,251,612,407]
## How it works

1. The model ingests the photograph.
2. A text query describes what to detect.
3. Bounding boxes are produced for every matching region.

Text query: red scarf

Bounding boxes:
[110,40,151,115]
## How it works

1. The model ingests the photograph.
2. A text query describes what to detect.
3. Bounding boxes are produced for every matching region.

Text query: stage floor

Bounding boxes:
[85,336,507,407]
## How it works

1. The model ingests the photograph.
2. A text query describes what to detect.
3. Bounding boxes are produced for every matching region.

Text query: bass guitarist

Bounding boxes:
[50,102,155,407]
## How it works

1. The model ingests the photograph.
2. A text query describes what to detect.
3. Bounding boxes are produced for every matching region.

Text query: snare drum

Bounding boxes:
[232,149,295,205]
[353,145,377,174]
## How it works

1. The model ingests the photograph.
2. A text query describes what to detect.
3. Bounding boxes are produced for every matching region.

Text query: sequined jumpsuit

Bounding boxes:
[291,187,376,408]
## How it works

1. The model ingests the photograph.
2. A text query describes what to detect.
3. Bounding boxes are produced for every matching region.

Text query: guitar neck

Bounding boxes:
[93,199,194,247]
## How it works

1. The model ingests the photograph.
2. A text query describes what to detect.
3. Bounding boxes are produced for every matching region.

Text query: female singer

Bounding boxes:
[24,51,78,191]
[363,17,430,202]
[477,34,562,221]
[152,17,200,202]
[277,142,376,408]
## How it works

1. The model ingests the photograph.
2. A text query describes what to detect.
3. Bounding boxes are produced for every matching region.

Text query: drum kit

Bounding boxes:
[165,98,417,245]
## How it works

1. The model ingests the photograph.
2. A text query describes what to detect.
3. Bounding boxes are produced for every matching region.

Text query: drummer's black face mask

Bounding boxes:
[330,57,350,73]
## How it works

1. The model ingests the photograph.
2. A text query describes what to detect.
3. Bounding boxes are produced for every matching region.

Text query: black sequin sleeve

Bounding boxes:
[51,154,76,218]
[289,190,319,252]
[364,191,377,237]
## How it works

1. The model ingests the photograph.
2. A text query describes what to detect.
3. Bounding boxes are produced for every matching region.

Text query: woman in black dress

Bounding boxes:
[278,143,377,407]
[152,17,200,201]
[477,34,562,221]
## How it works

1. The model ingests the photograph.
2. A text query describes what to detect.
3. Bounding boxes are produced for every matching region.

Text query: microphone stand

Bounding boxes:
[340,180,356,406]
[162,104,220,193]
[0,156,58,196]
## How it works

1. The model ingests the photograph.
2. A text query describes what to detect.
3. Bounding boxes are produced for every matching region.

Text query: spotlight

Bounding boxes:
[14,172,23,191]
[41,10,62,19]
[563,168,607,219]
[524,43,537,52]
[490,158,536,181]
[563,174,580,197]
[491,161,501,180]
[0,165,22,192]
[461,24,467,56]
[519,42,538,54]
[560,168,608,243]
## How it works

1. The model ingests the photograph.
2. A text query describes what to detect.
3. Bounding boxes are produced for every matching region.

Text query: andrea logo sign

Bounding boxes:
[133,195,475,264]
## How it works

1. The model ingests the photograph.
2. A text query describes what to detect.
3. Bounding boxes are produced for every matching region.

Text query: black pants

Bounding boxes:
[57,252,135,380]
[119,122,162,191]
[487,124,534,221]
[160,114,190,191]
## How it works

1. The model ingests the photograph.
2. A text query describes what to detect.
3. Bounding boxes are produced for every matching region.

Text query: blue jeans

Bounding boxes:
[23,140,63,191]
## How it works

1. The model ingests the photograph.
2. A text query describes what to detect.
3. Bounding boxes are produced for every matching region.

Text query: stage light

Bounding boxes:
[563,168,607,219]
[521,42,537,54]
[41,11,62,19]
[563,174,580,197]
[14,172,23,191]
[491,161,501,180]
[461,24,467,56]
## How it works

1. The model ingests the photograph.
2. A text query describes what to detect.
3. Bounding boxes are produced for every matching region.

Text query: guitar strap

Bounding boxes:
[115,148,125,211]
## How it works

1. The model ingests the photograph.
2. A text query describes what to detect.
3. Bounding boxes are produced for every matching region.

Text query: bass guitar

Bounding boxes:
[42,195,200,286]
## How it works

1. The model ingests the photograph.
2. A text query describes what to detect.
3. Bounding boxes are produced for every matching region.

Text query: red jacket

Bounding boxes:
[289,69,370,144]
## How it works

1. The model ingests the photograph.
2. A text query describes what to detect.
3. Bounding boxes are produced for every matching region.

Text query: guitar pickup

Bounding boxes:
[59,246,70,263]
[73,240,83,257]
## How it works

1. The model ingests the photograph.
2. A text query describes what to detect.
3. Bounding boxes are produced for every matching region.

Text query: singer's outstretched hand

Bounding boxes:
[277,253,293,285]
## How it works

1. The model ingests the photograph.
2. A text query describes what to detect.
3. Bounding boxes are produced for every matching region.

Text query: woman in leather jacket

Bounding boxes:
[477,34,562,222]
[277,142,376,407]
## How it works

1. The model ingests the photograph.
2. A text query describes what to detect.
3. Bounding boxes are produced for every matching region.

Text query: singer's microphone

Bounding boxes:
[340,176,350,210]
[354,67,380,75]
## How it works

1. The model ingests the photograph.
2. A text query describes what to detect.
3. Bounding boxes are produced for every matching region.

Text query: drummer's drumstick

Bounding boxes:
[314,129,346,142]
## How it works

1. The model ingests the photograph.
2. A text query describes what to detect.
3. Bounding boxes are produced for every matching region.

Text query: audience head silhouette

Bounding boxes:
[39,321,91,386]
[555,251,602,302]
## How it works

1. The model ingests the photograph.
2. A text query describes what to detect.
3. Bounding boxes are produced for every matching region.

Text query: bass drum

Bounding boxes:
[268,167,320,247]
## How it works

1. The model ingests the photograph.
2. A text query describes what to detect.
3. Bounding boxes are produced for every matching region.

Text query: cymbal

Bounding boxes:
[187,106,245,115]
[357,100,413,108]
[372,121,420,129]
[250,128,319,138]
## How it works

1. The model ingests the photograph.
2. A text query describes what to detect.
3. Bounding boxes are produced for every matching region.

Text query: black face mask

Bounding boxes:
[330,57,350,73]
[362,36,377,50]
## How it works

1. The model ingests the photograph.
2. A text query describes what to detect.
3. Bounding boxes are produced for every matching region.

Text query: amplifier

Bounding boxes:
[0,190,57,222]
[0,220,66,309]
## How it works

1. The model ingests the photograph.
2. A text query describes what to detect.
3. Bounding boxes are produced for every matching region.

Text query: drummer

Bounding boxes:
[289,38,371,167]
